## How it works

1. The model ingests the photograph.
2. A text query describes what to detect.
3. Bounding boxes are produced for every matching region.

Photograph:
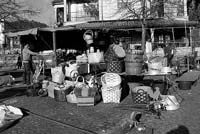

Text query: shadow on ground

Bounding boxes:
[166,125,190,134]
[0,87,27,102]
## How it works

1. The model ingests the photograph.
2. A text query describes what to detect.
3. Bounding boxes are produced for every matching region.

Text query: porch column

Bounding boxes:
[150,28,154,43]
[52,31,57,65]
[63,0,67,22]
[184,0,188,19]
[54,7,57,24]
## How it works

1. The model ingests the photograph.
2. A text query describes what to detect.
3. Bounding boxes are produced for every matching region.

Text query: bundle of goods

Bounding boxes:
[147,56,164,75]
[101,73,122,103]
[76,54,88,63]
[87,50,104,63]
[45,79,75,99]
[51,66,65,84]
[0,75,15,87]
[74,76,101,106]
[0,105,23,132]
[160,95,180,110]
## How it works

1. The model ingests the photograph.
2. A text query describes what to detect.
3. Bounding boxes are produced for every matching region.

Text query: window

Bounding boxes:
[56,8,64,25]
[117,0,132,9]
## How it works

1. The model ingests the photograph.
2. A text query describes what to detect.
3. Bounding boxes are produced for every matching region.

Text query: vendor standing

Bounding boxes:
[164,43,174,67]
[104,36,126,73]
[22,44,41,85]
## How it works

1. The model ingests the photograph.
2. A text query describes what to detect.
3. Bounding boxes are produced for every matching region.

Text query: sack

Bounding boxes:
[65,60,79,78]
[51,66,65,84]
[66,91,77,103]
[104,45,119,62]
[87,52,104,63]
[113,45,126,58]
[0,75,15,86]
[0,105,23,132]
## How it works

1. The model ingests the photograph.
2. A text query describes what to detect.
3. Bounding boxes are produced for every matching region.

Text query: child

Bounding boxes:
[16,54,22,69]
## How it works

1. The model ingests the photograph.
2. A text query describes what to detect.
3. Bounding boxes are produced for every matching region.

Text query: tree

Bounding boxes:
[188,0,200,21]
[115,0,183,52]
[82,0,99,20]
[0,0,38,21]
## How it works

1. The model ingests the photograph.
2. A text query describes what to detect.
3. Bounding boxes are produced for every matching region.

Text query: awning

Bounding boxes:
[5,28,38,37]
[75,18,199,30]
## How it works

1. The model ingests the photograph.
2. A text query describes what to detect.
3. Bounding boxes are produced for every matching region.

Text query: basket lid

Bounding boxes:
[101,73,121,87]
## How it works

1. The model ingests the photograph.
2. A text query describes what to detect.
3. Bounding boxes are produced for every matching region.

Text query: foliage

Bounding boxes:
[0,0,38,21]
[83,2,99,20]
[115,0,183,51]
[4,19,48,32]
[188,0,200,21]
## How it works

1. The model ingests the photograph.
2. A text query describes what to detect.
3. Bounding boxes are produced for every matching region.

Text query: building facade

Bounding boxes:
[52,0,188,25]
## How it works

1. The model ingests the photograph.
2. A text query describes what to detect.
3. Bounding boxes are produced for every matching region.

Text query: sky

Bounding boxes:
[20,0,55,26]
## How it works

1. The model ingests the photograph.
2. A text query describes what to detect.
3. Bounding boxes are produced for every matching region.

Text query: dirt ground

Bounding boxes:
[0,70,200,134]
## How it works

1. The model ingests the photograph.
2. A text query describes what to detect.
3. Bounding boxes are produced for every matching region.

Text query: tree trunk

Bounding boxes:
[141,22,146,52]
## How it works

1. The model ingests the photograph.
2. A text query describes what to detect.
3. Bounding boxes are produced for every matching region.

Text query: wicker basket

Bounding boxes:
[101,87,122,103]
[106,61,123,73]
[101,73,121,90]
[131,89,150,104]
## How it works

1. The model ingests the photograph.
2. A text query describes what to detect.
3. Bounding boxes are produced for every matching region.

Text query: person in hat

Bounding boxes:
[104,36,126,73]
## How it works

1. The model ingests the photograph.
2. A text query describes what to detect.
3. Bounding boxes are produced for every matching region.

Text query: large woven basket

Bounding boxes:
[101,73,121,90]
[101,87,121,103]
[131,89,150,104]
[106,61,123,73]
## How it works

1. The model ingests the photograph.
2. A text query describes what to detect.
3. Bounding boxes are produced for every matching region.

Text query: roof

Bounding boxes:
[52,0,63,5]
[52,0,96,6]
[5,28,38,37]
[5,18,199,37]
[75,18,199,30]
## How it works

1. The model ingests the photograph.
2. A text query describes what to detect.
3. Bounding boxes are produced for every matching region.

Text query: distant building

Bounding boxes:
[52,0,188,25]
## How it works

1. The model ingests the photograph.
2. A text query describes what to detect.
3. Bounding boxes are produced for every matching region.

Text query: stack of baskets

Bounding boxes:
[101,73,122,103]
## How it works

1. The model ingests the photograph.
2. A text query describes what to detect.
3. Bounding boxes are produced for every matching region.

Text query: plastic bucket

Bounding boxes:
[125,61,143,75]
[54,88,66,102]
[178,81,193,90]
